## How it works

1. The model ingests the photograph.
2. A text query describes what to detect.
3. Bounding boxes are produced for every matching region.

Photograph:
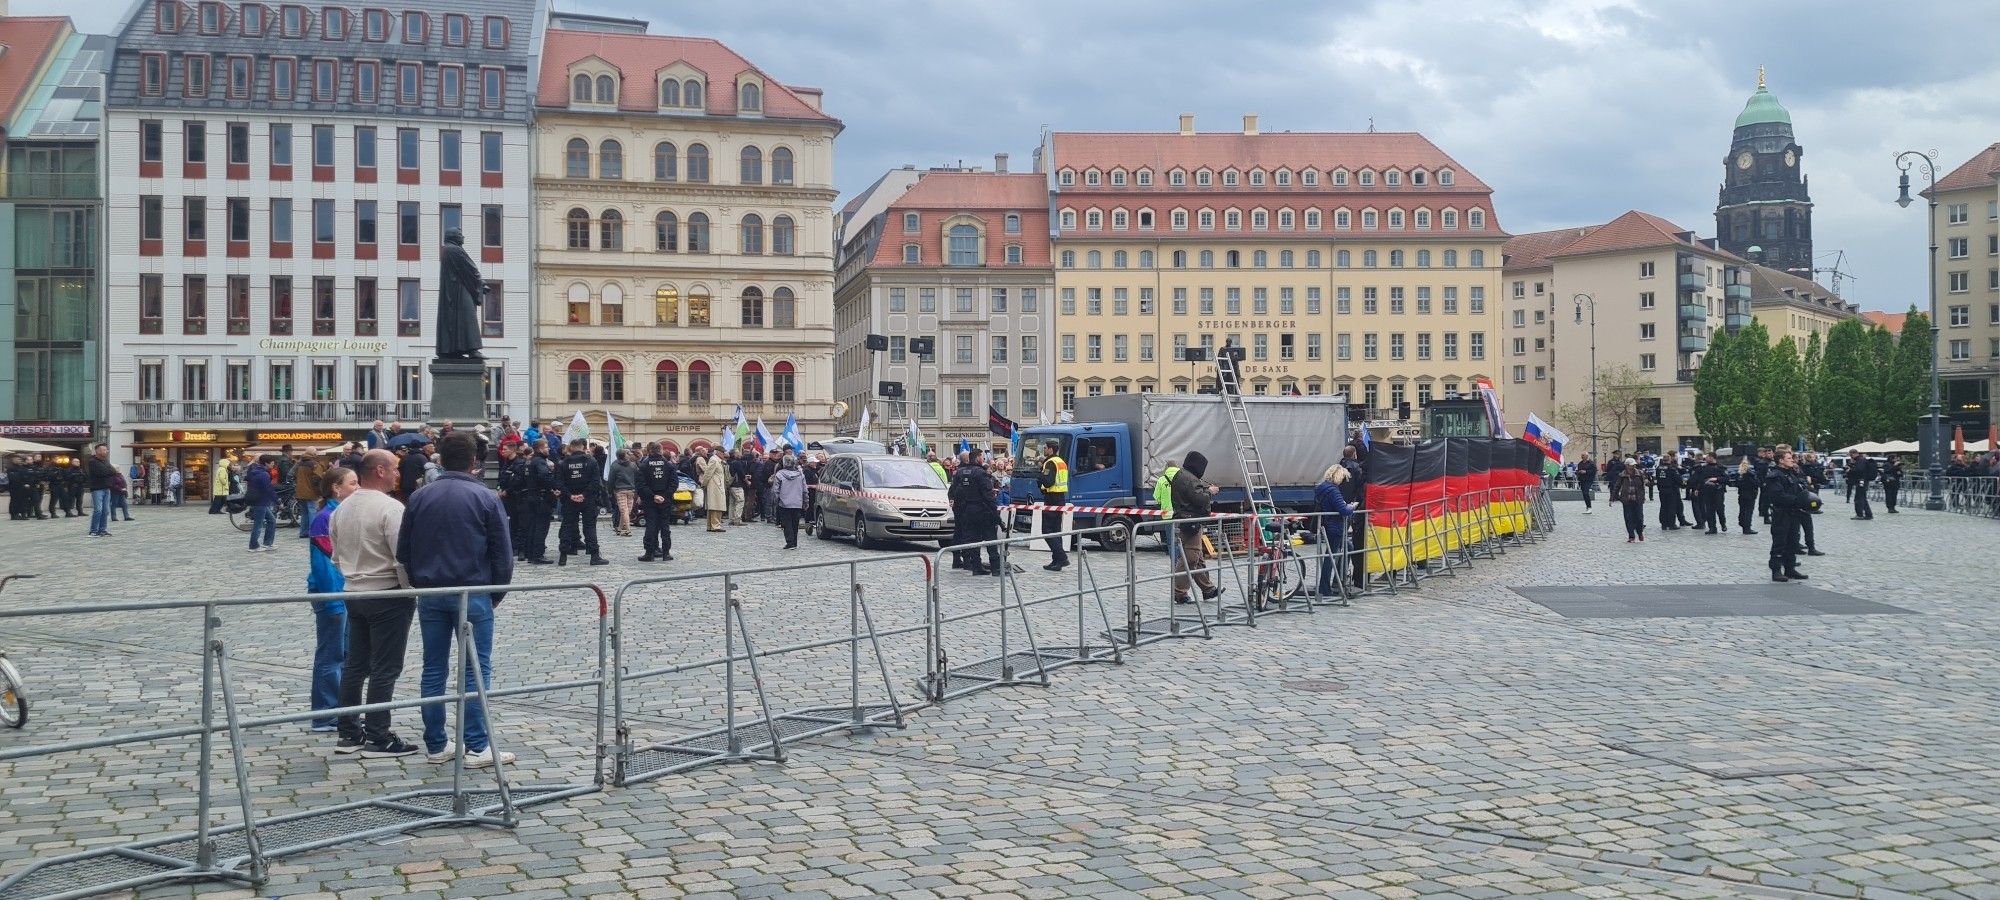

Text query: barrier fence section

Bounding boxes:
[609,555,925,787]
[1853,476,2000,519]
[0,581,606,900]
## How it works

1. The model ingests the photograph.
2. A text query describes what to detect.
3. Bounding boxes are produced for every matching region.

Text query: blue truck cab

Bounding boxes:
[1012,423,1141,546]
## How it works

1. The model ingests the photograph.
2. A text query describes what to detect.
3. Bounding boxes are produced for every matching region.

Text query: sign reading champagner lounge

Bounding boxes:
[257,338,392,354]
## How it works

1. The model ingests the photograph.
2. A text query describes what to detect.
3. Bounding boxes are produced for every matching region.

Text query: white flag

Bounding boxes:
[567,410,591,446]
[857,406,872,441]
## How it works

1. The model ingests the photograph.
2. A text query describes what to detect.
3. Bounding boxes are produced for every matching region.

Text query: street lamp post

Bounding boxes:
[1894,149,1946,511]
[1573,293,1600,461]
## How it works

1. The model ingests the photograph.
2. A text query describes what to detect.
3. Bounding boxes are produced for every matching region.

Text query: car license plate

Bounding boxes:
[912,520,940,529]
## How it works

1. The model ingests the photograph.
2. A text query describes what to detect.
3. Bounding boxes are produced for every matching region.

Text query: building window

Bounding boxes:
[686,361,712,403]
[183,53,210,97]
[397,63,420,105]
[484,16,509,48]
[481,68,503,109]
[566,359,591,402]
[686,144,709,182]
[771,216,795,255]
[598,360,624,402]
[599,209,624,250]
[397,201,419,250]
[566,208,590,250]
[565,138,589,178]
[947,224,979,265]
[355,278,378,335]
[654,287,679,325]
[741,287,765,327]
[687,291,711,326]
[687,213,710,252]
[769,146,795,185]
[655,211,679,251]
[653,141,678,181]
[740,214,763,254]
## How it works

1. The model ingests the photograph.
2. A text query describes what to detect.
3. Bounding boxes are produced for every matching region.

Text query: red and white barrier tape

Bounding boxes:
[809,483,943,505]
[1004,502,1171,517]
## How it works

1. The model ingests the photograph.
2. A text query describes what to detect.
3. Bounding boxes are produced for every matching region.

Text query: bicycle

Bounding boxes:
[1,574,36,728]
[228,495,300,533]
[1248,518,1305,611]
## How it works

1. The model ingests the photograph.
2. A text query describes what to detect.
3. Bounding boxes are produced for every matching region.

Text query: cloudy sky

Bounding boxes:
[42,0,2000,312]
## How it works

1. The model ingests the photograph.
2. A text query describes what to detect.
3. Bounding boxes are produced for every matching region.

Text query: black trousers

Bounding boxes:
[1578,478,1595,509]
[953,514,1000,571]
[1769,509,1803,572]
[1658,491,1683,528]
[337,596,414,745]
[1737,488,1759,532]
[502,497,524,555]
[521,500,552,559]
[1041,500,1069,567]
[778,506,802,547]
[1622,501,1645,538]
[1348,517,1367,587]
[559,498,600,557]
[1799,502,1817,551]
[643,500,674,556]
[1853,481,1873,518]
[1884,481,1899,512]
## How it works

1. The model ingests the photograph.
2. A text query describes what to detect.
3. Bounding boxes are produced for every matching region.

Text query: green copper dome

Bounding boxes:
[1735,83,1792,129]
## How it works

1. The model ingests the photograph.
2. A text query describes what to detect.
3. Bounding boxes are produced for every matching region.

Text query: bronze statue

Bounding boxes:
[436,228,488,359]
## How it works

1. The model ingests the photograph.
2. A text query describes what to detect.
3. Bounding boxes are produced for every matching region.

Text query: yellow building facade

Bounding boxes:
[532,26,841,446]
[1043,117,1507,420]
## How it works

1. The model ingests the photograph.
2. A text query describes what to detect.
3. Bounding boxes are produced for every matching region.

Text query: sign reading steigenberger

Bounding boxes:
[258,339,392,354]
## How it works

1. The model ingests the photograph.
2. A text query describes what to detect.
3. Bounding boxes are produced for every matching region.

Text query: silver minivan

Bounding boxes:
[814,453,955,549]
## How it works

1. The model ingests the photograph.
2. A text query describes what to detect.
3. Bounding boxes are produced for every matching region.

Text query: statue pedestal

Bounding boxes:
[429,358,488,425]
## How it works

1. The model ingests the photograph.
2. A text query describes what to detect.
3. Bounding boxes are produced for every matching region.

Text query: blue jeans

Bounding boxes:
[1316,520,1349,597]
[310,602,347,729]
[296,498,318,537]
[418,593,495,754]
[247,504,276,548]
[89,489,110,534]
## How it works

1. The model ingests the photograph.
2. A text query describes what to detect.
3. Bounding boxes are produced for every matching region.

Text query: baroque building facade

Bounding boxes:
[533,22,840,447]
[1929,142,2000,431]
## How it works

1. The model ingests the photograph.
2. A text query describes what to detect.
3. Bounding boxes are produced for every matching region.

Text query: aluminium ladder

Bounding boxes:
[1213,348,1280,523]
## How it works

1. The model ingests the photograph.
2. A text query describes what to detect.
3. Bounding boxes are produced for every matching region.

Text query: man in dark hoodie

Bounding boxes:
[1168,451,1225,604]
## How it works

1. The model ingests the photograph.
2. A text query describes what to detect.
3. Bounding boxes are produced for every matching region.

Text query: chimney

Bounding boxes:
[1242,114,1259,136]
[1178,113,1195,136]
[994,152,1009,174]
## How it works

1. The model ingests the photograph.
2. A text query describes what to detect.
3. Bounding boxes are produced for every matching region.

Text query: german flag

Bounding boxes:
[1363,443,1414,574]
[1443,438,1471,551]
[1466,438,1493,541]
[1489,438,1538,532]
[1408,440,1449,563]
[1514,438,1543,532]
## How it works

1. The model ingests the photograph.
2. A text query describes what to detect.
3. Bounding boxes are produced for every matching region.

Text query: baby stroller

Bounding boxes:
[674,475,699,525]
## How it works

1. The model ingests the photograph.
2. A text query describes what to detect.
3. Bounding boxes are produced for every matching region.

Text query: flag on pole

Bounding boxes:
[732,406,751,450]
[957,438,971,456]
[782,413,804,453]
[987,405,1018,442]
[907,418,927,456]
[753,417,774,453]
[1521,413,1569,463]
[856,406,872,441]
[602,413,626,478]
[567,410,591,446]
[721,424,736,452]
[1473,376,1510,439]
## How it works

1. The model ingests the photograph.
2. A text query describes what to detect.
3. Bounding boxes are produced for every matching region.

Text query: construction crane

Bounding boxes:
[1810,250,1856,295]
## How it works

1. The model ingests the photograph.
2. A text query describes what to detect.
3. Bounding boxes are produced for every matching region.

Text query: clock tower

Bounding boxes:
[1715,67,1812,274]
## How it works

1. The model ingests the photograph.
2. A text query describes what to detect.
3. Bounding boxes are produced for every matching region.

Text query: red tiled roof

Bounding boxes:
[1931,143,2000,194]
[1547,210,1742,262]
[538,30,838,124]
[870,172,1051,268]
[1861,311,1907,334]
[1051,130,1493,192]
[0,17,70,130]
[1501,226,1599,270]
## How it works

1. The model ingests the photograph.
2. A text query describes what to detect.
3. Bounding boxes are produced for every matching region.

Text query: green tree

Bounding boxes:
[1693,326,1736,441]
[1812,319,1872,450]
[1886,308,1933,439]
[1801,329,1824,442]
[1865,325,1898,439]
[1732,319,1774,444]
[1552,364,1655,456]
[1764,336,1808,447]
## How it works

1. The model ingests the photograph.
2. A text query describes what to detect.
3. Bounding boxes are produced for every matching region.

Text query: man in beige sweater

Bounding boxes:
[328,449,417,758]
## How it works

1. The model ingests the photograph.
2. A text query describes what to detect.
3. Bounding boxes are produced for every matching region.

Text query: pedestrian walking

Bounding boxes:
[306,465,355,732]
[1764,447,1817,582]
[167,465,184,506]
[209,454,232,514]
[328,450,418,757]
[698,447,729,532]
[110,463,134,523]
[609,449,639,537]
[244,454,279,551]
[1615,457,1649,542]
[773,457,808,549]
[398,432,516,769]
[1167,451,1224,602]
[85,444,117,536]
[1575,453,1597,513]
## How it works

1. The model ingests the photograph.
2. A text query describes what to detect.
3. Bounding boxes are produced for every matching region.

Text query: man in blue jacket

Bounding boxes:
[396,432,515,769]
[245,454,279,551]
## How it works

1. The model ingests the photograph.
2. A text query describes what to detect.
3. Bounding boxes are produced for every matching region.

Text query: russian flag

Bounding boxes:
[1522,413,1568,462]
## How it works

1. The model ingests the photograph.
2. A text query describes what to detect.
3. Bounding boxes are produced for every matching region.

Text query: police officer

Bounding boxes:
[556,438,607,566]
[1692,453,1727,534]
[1764,447,1817,582]
[494,442,523,558]
[1731,456,1760,535]
[637,441,677,562]
[519,442,557,565]
[948,450,999,575]
[4,455,26,519]
[1037,439,1069,572]
[1881,455,1904,514]
[1846,450,1877,520]
[22,458,47,519]
[1754,446,1775,524]
[1798,451,1827,557]
[1655,451,1685,531]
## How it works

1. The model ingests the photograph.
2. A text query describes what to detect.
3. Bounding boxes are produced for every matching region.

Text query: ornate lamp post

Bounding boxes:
[1894,149,1946,511]
[1573,293,1600,460]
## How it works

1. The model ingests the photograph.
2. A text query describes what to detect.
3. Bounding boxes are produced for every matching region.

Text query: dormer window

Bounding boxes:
[1331,169,1347,185]
[484,17,508,48]
[199,2,222,34]
[1275,170,1290,185]
[659,78,679,107]
[1168,169,1185,186]
[1411,169,1427,186]
[1085,169,1101,186]
[319,7,343,38]
[1005,213,1020,234]
[156,1,180,33]
[443,14,467,46]
[1358,169,1375,186]
[1468,209,1485,229]
[1302,170,1317,186]
[402,11,426,43]
[363,9,388,40]
[1059,169,1075,186]
[903,212,920,233]
[1438,169,1454,186]
[683,80,703,108]
[242,5,264,35]
[1385,169,1401,186]
[739,82,761,112]
[597,75,615,103]
[1222,170,1237,186]
[1196,169,1212,186]
[1136,169,1153,186]
[1110,169,1126,186]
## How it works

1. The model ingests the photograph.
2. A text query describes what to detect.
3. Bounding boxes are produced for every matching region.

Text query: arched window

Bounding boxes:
[1363,250,1378,267]
[772,360,795,403]
[686,143,709,182]
[1199,250,1214,268]
[1416,250,1430,267]
[565,208,590,249]
[655,211,678,251]
[686,212,710,253]
[1279,250,1293,267]
[653,142,677,181]
[595,74,615,103]
[1225,250,1240,268]
[771,216,795,255]
[566,282,591,323]
[654,286,678,325]
[1443,249,1457,267]
[1060,249,1075,268]
[1113,250,1128,268]
[1438,169,1454,186]
[771,147,794,185]
[740,360,764,404]
[571,74,591,103]
[598,140,622,179]
[1336,250,1351,267]
[599,209,623,250]
[1306,250,1321,267]
[1086,250,1102,269]
[1171,249,1187,268]
[772,287,796,328]
[1468,209,1485,229]
[600,359,624,401]
[1389,250,1404,267]
[687,359,711,403]
[566,358,591,402]
[565,138,589,178]
[655,360,679,404]
[740,286,764,326]
[740,214,763,254]
[1251,250,1266,267]
[740,82,761,111]
[739,146,762,184]
[1005,244,1022,264]
[948,223,978,266]
[659,78,679,107]
[682,79,702,107]
[1302,170,1318,186]
[689,290,713,327]
[1469,249,1485,267]
[1138,250,1154,268]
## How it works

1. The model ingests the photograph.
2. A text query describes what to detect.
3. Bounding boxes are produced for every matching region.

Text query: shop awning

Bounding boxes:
[0,437,69,453]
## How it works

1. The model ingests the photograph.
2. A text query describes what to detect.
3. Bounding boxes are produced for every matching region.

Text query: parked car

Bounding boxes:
[814,453,954,549]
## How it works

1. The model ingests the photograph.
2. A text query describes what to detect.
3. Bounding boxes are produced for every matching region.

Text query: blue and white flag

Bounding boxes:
[721,425,736,452]
[782,413,805,453]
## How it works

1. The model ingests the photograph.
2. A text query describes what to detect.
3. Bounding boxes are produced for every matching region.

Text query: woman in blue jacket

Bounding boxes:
[306,466,356,732]
[1313,463,1360,599]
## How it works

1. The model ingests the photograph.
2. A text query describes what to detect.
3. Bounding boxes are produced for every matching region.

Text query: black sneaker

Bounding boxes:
[589,556,609,566]
[1201,586,1225,601]
[334,736,365,754]
[361,737,419,758]
[1806,550,1826,557]
[1043,562,1066,572]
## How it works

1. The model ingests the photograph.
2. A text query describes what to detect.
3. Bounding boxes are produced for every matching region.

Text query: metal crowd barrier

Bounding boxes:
[608,556,923,786]
[0,581,606,900]
[1120,513,1261,644]
[1855,476,2000,519]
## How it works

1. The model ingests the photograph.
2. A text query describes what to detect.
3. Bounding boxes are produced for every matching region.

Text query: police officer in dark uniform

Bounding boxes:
[637,441,677,562]
[63,460,85,517]
[1763,447,1818,582]
[520,443,557,564]
[556,438,607,566]
[948,449,1000,575]
[1732,455,1760,535]
[22,459,47,519]
[1798,452,1827,556]
[1881,455,1904,513]
[4,456,26,519]
[1754,446,1775,524]
[1692,453,1727,534]
[495,442,523,558]
[1655,451,1686,531]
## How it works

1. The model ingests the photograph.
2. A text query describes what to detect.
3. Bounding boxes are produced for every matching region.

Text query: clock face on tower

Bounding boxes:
[1784,150,1797,167]
[1736,151,1754,170]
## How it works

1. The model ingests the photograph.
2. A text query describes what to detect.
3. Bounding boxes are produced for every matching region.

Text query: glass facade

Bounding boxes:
[6,144,100,424]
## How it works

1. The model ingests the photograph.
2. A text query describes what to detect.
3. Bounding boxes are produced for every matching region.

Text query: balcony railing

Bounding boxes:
[1678,272,1707,291]
[0,171,98,200]
[1678,302,1709,321]
[1725,283,1752,301]
[1726,312,1752,331]
[123,400,515,425]
[1677,368,1697,383]
[1678,334,1708,353]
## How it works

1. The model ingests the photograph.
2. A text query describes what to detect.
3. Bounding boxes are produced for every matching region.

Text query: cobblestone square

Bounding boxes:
[1,501,1996,898]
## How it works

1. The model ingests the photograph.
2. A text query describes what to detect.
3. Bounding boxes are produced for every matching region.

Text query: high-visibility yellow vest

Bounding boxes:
[928,461,947,483]
[1043,456,1068,494]
[1154,466,1180,517]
